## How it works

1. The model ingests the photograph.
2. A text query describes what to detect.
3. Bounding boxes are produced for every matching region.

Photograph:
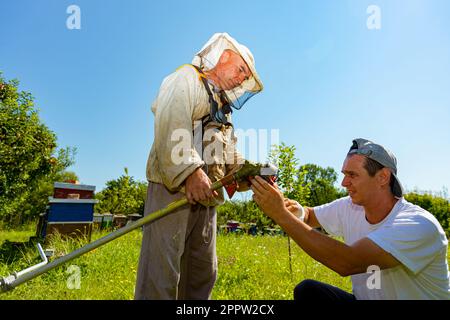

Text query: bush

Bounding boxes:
[404,192,450,237]
[95,168,147,215]
[217,200,275,231]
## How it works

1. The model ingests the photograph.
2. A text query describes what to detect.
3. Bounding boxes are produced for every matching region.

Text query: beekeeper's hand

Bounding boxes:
[185,168,218,205]
[284,198,306,221]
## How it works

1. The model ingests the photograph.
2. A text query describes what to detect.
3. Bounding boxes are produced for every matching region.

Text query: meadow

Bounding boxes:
[0,225,354,300]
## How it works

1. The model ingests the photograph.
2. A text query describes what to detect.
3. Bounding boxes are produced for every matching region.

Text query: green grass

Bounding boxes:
[214,234,351,299]
[0,228,141,300]
[0,223,36,245]
[6,225,447,300]
[0,227,351,300]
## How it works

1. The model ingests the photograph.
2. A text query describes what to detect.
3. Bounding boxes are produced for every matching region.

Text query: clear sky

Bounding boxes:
[1,0,449,196]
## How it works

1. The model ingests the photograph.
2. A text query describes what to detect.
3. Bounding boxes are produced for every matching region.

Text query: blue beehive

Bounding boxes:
[38,183,98,240]
[47,198,97,222]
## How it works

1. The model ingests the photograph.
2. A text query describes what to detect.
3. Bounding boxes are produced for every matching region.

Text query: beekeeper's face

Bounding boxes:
[215,49,252,91]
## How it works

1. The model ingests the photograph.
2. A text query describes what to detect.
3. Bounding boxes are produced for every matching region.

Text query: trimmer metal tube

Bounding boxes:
[1,180,223,293]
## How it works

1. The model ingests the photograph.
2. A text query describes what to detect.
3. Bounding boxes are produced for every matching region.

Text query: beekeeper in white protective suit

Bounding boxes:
[135,33,263,300]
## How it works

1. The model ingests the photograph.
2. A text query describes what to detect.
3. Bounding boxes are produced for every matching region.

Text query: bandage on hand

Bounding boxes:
[284,198,305,221]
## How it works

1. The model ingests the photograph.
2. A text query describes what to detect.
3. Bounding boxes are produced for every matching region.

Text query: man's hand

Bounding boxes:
[250,176,288,221]
[185,168,218,205]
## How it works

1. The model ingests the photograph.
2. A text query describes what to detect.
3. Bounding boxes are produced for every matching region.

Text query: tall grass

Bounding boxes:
[0,222,36,245]
[0,228,140,300]
[217,234,353,298]
[4,227,428,300]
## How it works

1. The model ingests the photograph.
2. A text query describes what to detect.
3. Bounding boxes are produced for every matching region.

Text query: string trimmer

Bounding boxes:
[0,161,277,293]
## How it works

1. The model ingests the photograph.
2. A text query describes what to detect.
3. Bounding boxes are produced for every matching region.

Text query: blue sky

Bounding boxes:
[1,0,449,196]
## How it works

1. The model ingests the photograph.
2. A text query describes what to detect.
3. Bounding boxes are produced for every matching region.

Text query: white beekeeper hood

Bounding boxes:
[192,32,263,110]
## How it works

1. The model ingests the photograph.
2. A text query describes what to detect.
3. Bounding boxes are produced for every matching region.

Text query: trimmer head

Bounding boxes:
[225,161,278,198]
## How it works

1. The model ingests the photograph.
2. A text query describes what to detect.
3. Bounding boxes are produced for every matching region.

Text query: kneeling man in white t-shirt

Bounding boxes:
[251,138,449,300]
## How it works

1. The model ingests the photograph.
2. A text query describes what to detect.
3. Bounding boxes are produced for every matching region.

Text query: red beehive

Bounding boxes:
[53,182,95,199]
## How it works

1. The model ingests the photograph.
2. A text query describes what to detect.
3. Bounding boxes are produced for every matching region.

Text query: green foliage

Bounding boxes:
[0,74,54,200]
[10,170,79,226]
[299,163,347,207]
[0,72,76,226]
[268,143,346,207]
[217,143,312,231]
[269,143,310,204]
[217,200,275,230]
[217,143,345,229]
[404,192,450,237]
[95,168,147,215]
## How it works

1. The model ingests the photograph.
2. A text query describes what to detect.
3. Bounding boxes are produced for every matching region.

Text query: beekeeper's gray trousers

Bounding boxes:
[134,182,217,300]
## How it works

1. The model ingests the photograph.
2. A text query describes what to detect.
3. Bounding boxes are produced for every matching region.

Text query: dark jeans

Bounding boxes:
[294,279,356,301]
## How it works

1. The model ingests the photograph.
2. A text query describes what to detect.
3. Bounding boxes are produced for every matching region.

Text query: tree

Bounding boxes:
[299,163,346,207]
[268,143,310,204]
[95,168,147,215]
[1,170,80,227]
[268,143,311,275]
[0,72,76,225]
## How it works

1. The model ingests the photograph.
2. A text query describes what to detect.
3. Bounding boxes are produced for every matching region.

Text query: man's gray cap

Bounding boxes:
[347,138,404,198]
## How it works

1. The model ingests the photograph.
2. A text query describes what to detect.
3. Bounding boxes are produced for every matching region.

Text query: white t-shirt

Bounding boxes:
[314,196,450,300]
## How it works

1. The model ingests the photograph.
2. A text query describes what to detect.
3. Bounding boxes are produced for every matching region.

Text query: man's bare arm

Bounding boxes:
[253,176,400,277]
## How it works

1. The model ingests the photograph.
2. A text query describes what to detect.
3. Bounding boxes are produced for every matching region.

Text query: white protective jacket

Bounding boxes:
[145,65,244,203]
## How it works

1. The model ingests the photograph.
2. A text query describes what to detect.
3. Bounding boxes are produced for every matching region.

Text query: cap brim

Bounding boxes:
[391,172,404,198]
